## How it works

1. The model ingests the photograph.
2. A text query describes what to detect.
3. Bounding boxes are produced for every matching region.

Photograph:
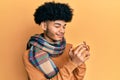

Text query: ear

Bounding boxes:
[41,22,47,30]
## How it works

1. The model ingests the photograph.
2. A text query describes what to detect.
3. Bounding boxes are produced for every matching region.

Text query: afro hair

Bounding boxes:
[33,1,73,25]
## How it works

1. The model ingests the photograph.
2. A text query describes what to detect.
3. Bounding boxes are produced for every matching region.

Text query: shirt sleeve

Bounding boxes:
[50,60,78,80]
[73,63,86,80]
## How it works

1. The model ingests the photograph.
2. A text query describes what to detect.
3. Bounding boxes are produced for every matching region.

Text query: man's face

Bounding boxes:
[43,20,67,42]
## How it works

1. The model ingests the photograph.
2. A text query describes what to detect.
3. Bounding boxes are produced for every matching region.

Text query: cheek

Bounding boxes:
[46,28,56,37]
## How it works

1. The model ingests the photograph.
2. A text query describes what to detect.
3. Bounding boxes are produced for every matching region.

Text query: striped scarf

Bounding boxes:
[27,33,66,79]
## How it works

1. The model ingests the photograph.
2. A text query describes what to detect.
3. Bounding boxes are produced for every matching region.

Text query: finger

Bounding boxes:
[74,44,84,55]
[70,47,73,51]
[83,41,86,45]
[84,53,90,61]
[83,51,90,61]
[77,47,86,57]
[80,50,87,59]
[85,51,90,57]
[73,45,80,51]
[82,41,90,51]
[69,47,73,56]
[86,45,90,51]
[76,41,86,50]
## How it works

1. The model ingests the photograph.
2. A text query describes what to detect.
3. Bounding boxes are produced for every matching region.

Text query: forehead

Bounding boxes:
[47,20,66,26]
[54,20,66,24]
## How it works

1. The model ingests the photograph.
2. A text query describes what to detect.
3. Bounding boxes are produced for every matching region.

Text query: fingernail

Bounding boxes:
[83,41,86,45]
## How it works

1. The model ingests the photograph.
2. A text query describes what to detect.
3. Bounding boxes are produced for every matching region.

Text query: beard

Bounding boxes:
[44,28,59,42]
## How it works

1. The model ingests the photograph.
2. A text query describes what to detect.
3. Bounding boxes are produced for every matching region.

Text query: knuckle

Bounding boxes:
[74,51,77,54]
[77,54,80,57]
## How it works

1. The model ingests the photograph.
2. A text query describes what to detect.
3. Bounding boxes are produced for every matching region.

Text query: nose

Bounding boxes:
[60,27,65,33]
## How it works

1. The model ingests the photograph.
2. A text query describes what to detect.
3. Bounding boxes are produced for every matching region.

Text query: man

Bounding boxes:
[23,1,90,80]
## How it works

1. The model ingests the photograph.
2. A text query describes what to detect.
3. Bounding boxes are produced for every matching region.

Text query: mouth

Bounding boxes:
[56,33,64,38]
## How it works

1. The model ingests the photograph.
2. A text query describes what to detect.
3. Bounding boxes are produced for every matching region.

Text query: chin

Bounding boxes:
[55,38,63,41]
[53,36,64,41]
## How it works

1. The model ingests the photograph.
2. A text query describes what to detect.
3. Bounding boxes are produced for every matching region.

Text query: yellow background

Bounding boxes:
[0,0,120,80]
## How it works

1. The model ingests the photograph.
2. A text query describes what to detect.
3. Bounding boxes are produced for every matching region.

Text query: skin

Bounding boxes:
[41,20,66,42]
[41,20,90,66]
[69,42,90,66]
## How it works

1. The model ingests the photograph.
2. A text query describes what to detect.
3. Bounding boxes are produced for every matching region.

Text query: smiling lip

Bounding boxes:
[56,34,64,38]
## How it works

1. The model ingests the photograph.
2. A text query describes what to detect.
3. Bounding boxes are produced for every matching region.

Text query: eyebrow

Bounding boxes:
[54,22,66,27]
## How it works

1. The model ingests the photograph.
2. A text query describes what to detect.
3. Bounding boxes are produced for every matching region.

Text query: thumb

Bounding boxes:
[69,47,73,57]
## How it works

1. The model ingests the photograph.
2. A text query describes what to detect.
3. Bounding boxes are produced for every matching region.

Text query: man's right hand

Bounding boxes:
[69,41,90,66]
